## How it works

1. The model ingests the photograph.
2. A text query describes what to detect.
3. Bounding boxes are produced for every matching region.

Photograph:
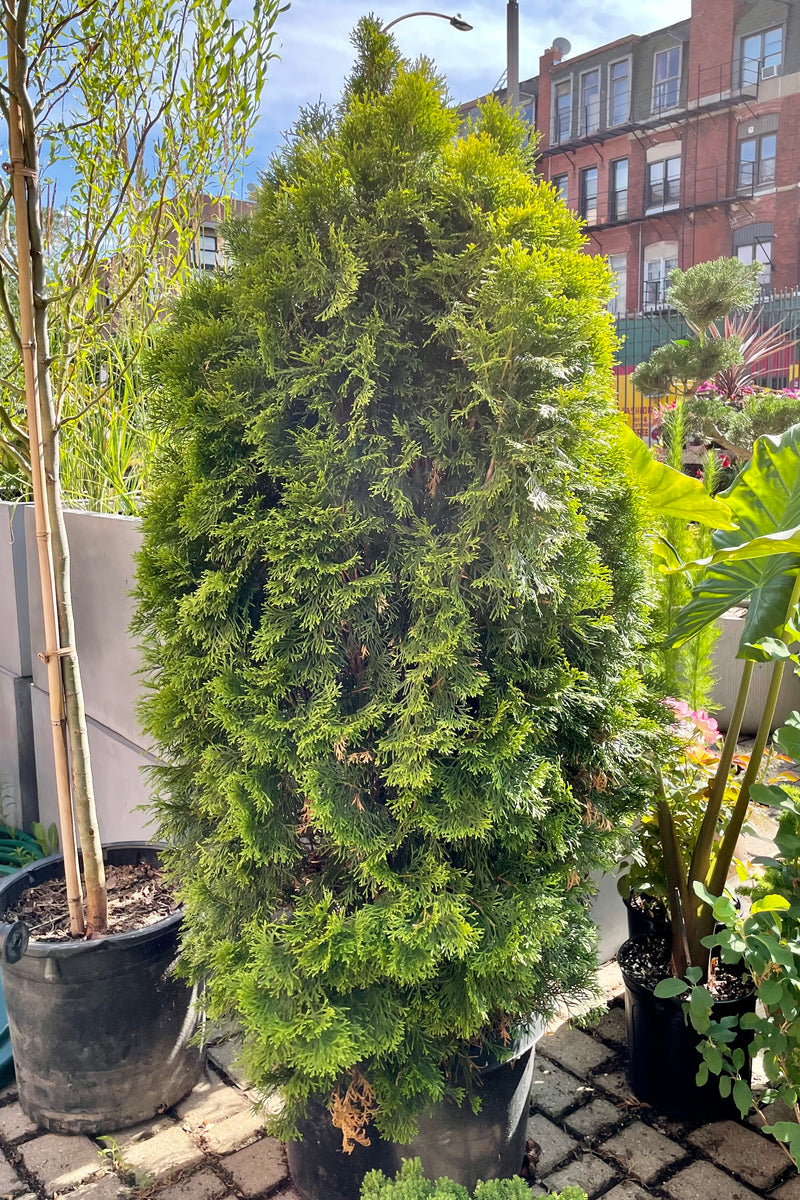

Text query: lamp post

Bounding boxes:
[507,0,519,110]
[383,10,473,33]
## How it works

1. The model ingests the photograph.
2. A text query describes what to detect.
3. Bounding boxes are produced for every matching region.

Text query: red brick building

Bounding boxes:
[461,0,800,314]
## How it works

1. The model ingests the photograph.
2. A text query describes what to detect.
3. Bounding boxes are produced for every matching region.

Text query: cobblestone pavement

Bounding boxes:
[0,965,797,1200]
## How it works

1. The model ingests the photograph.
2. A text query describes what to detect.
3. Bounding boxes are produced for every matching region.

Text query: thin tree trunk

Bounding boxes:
[7,0,106,934]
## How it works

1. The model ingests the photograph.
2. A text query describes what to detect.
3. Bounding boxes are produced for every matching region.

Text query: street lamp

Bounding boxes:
[383,11,473,33]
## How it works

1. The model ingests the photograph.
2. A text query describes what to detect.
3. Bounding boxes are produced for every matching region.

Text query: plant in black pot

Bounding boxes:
[618,420,800,1118]
[0,0,279,1133]
[135,19,657,1200]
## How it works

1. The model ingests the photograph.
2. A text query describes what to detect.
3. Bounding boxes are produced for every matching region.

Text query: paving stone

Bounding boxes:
[221,1138,286,1196]
[154,1168,228,1200]
[104,1116,177,1151]
[539,1025,616,1077]
[662,1160,763,1200]
[600,1121,687,1184]
[177,1073,250,1129]
[121,1125,205,1184]
[774,1177,800,1199]
[530,1060,594,1119]
[542,1153,617,1197]
[200,1109,265,1155]
[19,1134,107,1194]
[564,1098,621,1139]
[590,1005,627,1050]
[689,1119,788,1190]
[593,1071,637,1103]
[207,1040,251,1090]
[65,1176,130,1200]
[0,1155,27,1196]
[597,960,624,1000]
[602,1186,657,1200]
[0,1104,38,1143]
[526,1113,578,1178]
[0,1084,18,1105]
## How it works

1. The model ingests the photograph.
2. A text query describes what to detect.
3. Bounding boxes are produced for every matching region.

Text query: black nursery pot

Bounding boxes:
[622,893,669,942]
[287,1023,542,1200]
[618,933,755,1121]
[0,842,202,1134]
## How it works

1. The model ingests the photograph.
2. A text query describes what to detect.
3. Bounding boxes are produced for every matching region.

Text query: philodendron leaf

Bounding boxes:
[619,423,736,529]
[775,712,800,762]
[669,424,800,654]
[654,977,688,998]
[751,895,791,915]
[663,527,800,575]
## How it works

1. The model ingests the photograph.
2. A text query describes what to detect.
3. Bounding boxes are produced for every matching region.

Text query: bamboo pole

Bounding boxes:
[5,5,85,936]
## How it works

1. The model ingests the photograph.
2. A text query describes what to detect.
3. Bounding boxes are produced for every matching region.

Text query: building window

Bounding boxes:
[738,131,777,191]
[608,254,627,316]
[520,98,535,125]
[197,227,218,270]
[652,46,681,113]
[552,173,569,203]
[553,80,571,144]
[610,159,628,222]
[646,156,681,209]
[742,27,783,84]
[609,59,630,125]
[643,251,678,309]
[580,69,600,135]
[737,237,773,289]
[579,166,598,224]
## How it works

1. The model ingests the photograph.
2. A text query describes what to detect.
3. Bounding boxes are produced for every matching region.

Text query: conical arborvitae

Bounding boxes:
[136,18,653,1143]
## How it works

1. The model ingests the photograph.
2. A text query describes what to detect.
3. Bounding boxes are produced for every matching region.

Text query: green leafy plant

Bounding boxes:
[686,386,800,465]
[634,423,800,979]
[679,717,800,1167]
[136,19,655,1145]
[31,822,59,859]
[361,1159,585,1200]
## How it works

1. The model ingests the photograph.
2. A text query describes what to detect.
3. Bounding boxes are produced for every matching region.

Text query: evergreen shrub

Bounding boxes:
[361,1159,586,1200]
[136,19,653,1143]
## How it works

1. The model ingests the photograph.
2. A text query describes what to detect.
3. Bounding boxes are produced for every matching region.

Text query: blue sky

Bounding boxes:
[242,0,692,184]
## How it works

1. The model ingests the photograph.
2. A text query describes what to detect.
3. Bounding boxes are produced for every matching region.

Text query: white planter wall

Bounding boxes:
[0,503,35,829]
[712,611,800,735]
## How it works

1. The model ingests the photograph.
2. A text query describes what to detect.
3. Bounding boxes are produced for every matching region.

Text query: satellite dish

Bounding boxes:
[552,37,571,56]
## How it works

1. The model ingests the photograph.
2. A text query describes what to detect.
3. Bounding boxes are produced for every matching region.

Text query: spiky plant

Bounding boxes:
[135,19,654,1143]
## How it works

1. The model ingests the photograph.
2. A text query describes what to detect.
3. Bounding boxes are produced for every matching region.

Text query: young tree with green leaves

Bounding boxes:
[2,0,281,934]
[136,19,655,1144]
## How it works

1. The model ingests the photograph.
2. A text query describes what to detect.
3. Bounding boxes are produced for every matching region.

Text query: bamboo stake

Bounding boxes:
[5,5,85,936]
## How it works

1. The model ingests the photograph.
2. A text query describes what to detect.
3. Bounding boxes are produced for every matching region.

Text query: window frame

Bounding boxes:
[607,56,632,127]
[642,250,679,310]
[736,237,773,289]
[579,165,598,224]
[651,44,682,115]
[737,130,777,192]
[646,155,681,211]
[552,173,569,204]
[552,77,573,145]
[579,67,600,136]
[608,253,628,316]
[741,25,784,84]
[609,158,628,222]
[197,226,219,270]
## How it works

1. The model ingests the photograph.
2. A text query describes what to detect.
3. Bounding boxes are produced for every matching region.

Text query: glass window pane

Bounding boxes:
[765,28,782,56]
[743,34,760,61]
[667,157,681,179]
[756,241,772,265]
[740,139,756,161]
[761,134,777,159]
[737,245,754,265]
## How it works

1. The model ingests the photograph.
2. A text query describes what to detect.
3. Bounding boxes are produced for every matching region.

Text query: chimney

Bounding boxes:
[537,43,566,151]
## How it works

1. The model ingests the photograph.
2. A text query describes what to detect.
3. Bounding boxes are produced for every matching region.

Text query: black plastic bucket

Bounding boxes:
[622,894,668,942]
[618,934,754,1120]
[0,842,202,1133]
[287,1023,542,1200]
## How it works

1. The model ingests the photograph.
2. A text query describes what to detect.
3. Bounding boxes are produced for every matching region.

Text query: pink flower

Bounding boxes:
[663,698,691,718]
[721,455,731,468]
[691,710,719,745]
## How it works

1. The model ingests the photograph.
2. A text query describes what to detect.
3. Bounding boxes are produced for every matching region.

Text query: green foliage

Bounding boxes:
[136,20,654,1142]
[686,389,800,465]
[683,740,800,1168]
[631,258,760,402]
[667,259,761,332]
[361,1160,585,1200]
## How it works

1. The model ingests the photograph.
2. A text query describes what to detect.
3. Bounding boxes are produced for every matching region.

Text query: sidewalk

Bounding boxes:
[0,974,795,1200]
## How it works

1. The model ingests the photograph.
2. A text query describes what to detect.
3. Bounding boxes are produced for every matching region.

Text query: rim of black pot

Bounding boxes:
[0,840,184,957]
[618,930,755,1005]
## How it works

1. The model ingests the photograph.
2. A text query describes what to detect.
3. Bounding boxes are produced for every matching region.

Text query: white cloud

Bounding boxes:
[247,0,692,173]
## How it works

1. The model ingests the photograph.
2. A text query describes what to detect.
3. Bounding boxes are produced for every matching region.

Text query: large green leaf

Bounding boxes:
[619,422,736,529]
[664,526,800,573]
[670,425,800,655]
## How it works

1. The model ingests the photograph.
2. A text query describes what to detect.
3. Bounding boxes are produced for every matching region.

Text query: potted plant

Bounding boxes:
[0,0,278,1132]
[617,420,800,1117]
[681,719,800,1167]
[135,20,655,1200]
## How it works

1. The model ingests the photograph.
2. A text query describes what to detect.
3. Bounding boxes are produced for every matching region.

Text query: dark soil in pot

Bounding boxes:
[0,842,202,1134]
[287,1023,541,1200]
[618,931,754,1121]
